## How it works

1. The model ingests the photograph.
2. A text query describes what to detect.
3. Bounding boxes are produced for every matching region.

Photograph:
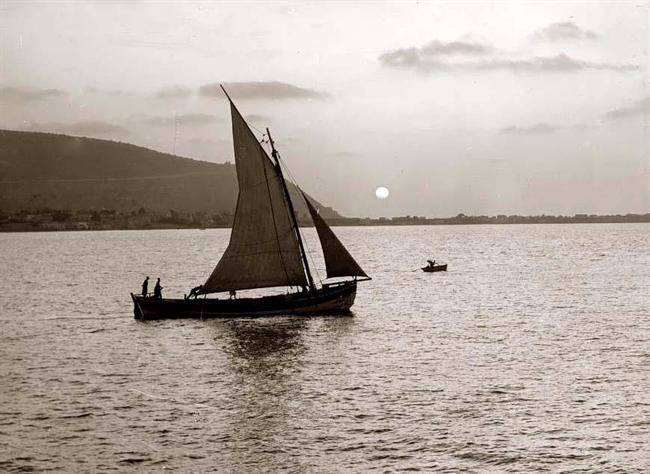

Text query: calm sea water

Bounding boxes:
[1,224,648,472]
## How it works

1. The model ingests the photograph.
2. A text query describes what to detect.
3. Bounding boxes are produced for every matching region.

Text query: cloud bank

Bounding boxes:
[199,81,327,100]
[379,44,637,73]
[85,87,133,97]
[140,113,221,127]
[1,86,67,102]
[378,39,493,69]
[533,22,598,41]
[603,97,649,120]
[413,39,494,56]
[156,85,193,99]
[244,114,270,123]
[28,121,127,135]
[379,26,635,74]
[500,123,560,135]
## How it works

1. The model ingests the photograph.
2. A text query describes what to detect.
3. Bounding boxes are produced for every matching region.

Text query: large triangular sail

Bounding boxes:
[202,100,308,293]
[302,193,369,279]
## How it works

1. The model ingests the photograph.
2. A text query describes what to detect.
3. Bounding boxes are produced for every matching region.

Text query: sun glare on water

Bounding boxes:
[375,186,390,199]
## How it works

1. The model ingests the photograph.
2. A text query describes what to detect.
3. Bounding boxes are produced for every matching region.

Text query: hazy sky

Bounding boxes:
[1,1,648,217]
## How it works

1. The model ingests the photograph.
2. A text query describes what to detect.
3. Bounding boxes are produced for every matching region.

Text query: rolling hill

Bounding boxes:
[0,130,342,219]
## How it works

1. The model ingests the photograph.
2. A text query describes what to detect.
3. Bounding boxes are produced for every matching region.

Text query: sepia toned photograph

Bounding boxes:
[1,1,648,472]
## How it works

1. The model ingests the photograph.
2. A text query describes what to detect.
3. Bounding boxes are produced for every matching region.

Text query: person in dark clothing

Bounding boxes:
[153,278,163,299]
[142,276,150,297]
[427,259,436,268]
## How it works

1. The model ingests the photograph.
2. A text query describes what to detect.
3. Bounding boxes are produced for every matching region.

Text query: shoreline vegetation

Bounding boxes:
[0,208,648,232]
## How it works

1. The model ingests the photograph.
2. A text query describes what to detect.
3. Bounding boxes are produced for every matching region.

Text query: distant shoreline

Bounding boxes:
[1,209,647,232]
[326,214,650,227]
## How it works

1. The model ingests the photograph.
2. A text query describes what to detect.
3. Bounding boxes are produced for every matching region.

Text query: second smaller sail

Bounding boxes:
[302,192,368,279]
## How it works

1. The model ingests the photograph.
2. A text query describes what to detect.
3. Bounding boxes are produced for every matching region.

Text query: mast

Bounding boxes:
[266,127,316,291]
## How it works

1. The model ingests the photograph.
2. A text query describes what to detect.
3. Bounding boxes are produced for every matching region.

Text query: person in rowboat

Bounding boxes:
[142,276,150,297]
[427,259,436,268]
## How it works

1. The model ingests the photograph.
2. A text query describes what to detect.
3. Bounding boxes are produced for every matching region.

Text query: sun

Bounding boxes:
[375,186,390,199]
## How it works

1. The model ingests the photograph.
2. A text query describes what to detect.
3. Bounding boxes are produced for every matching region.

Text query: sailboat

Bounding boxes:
[130,86,370,320]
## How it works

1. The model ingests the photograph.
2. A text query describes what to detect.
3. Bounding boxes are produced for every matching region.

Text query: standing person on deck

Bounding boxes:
[142,276,150,297]
[153,278,163,299]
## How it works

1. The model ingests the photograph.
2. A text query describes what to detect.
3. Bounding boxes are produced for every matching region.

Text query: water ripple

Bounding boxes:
[0,224,648,472]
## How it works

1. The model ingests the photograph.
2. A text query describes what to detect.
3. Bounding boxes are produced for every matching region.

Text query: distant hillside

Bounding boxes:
[0,130,342,219]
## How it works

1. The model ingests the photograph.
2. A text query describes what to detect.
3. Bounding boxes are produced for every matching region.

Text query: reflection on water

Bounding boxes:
[0,224,648,472]
[216,318,310,471]
[220,318,308,366]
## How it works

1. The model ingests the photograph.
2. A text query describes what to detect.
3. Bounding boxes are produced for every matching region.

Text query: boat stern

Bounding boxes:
[130,293,144,320]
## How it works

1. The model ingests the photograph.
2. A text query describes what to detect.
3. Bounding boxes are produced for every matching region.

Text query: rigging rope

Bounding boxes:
[250,123,266,137]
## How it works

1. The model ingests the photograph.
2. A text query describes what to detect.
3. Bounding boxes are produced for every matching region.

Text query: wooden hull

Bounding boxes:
[131,281,357,320]
[422,264,447,272]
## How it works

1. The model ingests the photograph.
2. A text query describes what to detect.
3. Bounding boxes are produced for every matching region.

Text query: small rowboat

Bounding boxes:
[422,264,447,273]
